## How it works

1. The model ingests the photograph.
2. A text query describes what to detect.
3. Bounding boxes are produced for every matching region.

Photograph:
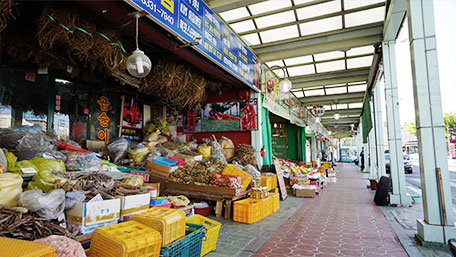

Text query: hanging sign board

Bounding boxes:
[311,105,325,116]
[273,159,288,200]
[127,0,261,91]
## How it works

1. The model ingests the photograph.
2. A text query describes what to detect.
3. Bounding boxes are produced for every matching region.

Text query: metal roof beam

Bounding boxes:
[276,53,372,70]
[291,68,370,89]
[228,0,333,24]
[252,22,383,62]
[238,2,385,36]
[207,0,266,13]
[321,117,360,124]
[383,0,406,41]
[323,108,362,117]
[300,92,365,104]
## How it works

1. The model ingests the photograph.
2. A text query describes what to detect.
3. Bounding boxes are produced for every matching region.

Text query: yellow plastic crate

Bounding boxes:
[222,164,252,191]
[233,198,264,224]
[89,221,161,257]
[0,237,56,257]
[261,175,278,190]
[186,215,221,256]
[270,192,280,212]
[130,207,186,246]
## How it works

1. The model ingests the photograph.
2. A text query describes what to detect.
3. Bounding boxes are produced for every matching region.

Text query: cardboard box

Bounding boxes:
[290,177,309,186]
[146,160,178,179]
[119,193,150,221]
[67,220,118,235]
[294,188,315,198]
[175,153,203,162]
[65,198,121,226]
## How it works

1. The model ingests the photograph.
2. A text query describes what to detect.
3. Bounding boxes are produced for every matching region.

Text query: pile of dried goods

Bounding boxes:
[169,160,226,185]
[0,207,72,240]
[231,144,257,167]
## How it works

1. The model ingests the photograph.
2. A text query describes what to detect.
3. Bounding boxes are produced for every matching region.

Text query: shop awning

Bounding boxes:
[210,0,386,138]
[361,96,372,143]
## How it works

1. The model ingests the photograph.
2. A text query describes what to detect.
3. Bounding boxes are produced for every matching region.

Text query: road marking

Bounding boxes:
[407,185,422,196]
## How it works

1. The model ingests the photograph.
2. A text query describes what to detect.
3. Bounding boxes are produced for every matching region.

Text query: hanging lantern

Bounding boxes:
[127,13,152,78]
[261,146,266,157]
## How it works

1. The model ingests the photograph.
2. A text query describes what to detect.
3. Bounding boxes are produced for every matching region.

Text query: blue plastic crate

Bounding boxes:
[160,223,205,257]
[152,157,178,167]
[150,197,168,205]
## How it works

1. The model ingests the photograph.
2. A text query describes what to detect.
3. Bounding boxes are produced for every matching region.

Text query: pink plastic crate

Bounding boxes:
[150,201,173,208]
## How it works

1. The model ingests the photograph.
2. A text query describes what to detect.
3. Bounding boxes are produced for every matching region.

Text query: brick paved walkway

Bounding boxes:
[253,163,408,257]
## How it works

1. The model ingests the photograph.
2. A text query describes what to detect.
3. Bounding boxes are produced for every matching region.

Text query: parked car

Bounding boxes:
[385,153,413,174]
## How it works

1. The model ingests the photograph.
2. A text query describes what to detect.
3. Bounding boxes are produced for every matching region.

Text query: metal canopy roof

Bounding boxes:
[207,0,386,138]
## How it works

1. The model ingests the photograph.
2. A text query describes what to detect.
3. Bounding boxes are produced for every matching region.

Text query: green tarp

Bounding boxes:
[261,95,273,165]
[361,96,373,143]
[287,123,298,160]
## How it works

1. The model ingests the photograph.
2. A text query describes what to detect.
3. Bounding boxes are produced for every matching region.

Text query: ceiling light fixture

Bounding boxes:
[127,13,152,78]
[270,65,292,93]
[334,112,340,120]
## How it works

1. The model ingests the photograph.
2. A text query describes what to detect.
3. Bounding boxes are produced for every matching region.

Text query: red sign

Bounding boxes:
[96,96,111,144]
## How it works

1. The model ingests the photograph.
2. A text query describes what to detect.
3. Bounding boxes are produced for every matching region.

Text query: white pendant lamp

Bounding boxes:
[270,65,292,93]
[127,14,152,78]
[334,112,340,120]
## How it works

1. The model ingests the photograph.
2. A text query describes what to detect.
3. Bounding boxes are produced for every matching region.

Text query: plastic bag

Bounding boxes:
[219,137,235,160]
[145,123,157,133]
[80,153,102,170]
[31,157,66,172]
[243,164,261,179]
[65,191,86,210]
[0,173,23,207]
[20,189,65,219]
[35,235,87,257]
[0,150,7,173]
[210,136,226,163]
[168,195,190,207]
[15,160,39,175]
[121,176,144,187]
[107,137,130,162]
[3,149,17,172]
[197,145,211,159]
[143,130,160,142]
[160,145,178,158]
[128,147,150,162]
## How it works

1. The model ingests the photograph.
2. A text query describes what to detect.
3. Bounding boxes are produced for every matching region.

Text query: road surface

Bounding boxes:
[405,159,456,205]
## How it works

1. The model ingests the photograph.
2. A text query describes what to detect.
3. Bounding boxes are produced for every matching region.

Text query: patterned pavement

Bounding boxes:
[253,163,408,257]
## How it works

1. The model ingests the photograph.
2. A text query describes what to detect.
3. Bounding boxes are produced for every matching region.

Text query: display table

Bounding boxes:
[165,182,250,218]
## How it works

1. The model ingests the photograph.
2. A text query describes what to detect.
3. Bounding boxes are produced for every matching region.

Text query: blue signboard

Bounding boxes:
[127,0,261,90]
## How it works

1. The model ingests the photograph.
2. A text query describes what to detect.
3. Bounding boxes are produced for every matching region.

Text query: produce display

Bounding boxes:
[231,144,257,167]
[169,160,226,185]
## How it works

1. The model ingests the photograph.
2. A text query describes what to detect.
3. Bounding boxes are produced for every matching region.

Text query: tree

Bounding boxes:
[405,121,416,137]
[444,112,456,137]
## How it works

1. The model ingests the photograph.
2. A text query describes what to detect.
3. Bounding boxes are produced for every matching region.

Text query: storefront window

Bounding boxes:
[54,78,90,143]
[0,69,49,128]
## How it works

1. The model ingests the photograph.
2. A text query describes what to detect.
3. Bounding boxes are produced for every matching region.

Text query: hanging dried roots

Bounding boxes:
[0,0,16,32]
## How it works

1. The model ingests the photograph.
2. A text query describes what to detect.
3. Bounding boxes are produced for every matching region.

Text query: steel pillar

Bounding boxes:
[382,40,411,207]
[251,91,263,168]
[368,127,377,179]
[311,136,317,162]
[374,81,387,178]
[407,0,456,244]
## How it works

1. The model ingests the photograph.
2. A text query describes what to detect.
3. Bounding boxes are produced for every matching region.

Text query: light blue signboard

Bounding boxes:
[127,0,261,91]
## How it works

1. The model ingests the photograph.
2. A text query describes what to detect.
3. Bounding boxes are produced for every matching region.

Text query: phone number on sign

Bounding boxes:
[140,0,175,26]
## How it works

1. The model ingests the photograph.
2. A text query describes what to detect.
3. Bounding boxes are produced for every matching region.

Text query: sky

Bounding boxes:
[394,0,456,124]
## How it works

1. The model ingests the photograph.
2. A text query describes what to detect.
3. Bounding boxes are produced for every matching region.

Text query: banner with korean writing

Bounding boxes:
[92,94,118,144]
[127,0,261,90]
[121,96,144,141]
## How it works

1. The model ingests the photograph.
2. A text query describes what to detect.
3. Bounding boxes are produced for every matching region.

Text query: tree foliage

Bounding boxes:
[404,112,456,137]
[405,121,417,137]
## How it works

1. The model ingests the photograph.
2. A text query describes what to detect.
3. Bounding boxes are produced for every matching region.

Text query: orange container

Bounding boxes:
[130,207,186,245]
[233,198,264,224]
[0,237,56,257]
[222,164,252,191]
[89,221,161,257]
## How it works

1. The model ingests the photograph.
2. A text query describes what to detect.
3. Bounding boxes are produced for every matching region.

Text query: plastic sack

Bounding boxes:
[243,164,261,180]
[210,137,227,164]
[219,137,235,160]
[0,150,7,173]
[19,189,65,219]
[31,157,66,172]
[0,173,23,207]
[80,153,102,170]
[145,123,157,133]
[121,176,144,187]
[3,149,17,172]
[143,130,160,142]
[35,235,86,257]
[210,173,242,189]
[168,195,190,207]
[160,127,171,136]
[197,145,211,159]
[65,191,86,210]
[128,147,150,162]
[15,160,39,175]
[107,137,130,162]
[160,145,178,158]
